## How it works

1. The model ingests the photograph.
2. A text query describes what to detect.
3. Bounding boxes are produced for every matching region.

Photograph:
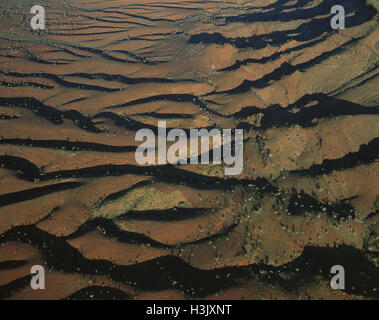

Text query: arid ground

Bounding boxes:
[0,0,378,299]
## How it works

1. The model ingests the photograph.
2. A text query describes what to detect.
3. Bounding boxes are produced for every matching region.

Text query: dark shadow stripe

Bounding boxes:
[0,182,82,207]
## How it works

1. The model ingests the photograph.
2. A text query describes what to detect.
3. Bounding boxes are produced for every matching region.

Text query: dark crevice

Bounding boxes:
[65,217,237,250]
[287,190,356,221]
[1,226,378,299]
[237,94,379,129]
[64,218,173,249]
[0,275,32,300]
[0,154,277,197]
[93,111,217,134]
[191,0,373,52]
[294,137,379,176]
[104,93,210,110]
[132,112,194,119]
[97,180,152,207]
[276,245,379,298]
[0,182,82,208]
[0,139,136,153]
[365,210,379,221]
[0,97,101,133]
[65,72,192,85]
[214,37,361,94]
[0,155,42,178]
[0,226,247,298]
[0,260,28,271]
[218,36,328,72]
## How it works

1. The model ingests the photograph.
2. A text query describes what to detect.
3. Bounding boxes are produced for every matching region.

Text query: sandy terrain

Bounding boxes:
[0,0,378,299]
